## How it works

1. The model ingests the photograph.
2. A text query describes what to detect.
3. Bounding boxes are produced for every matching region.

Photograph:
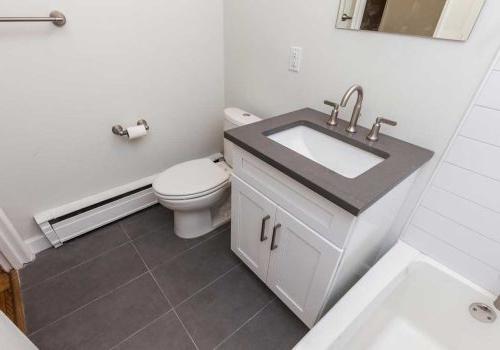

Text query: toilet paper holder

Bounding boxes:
[112,119,150,137]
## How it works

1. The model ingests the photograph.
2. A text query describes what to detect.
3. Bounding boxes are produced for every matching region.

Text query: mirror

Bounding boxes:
[336,0,485,41]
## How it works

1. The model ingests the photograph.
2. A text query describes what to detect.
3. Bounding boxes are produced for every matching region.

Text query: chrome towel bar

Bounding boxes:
[0,11,66,27]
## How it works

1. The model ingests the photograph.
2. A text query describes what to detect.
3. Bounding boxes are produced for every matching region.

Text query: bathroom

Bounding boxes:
[0,0,499,349]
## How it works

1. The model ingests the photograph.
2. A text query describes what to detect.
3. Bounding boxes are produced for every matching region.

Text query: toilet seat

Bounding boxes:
[155,180,230,201]
[153,158,230,200]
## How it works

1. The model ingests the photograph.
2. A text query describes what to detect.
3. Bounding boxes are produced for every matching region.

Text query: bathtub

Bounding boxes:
[294,242,500,350]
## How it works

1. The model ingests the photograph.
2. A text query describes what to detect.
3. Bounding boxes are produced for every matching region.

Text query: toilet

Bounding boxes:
[153,108,262,239]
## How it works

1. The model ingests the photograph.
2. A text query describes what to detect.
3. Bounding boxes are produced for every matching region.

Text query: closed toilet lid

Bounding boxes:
[153,158,230,197]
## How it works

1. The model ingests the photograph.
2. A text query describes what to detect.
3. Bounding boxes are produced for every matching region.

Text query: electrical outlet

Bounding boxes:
[289,47,302,72]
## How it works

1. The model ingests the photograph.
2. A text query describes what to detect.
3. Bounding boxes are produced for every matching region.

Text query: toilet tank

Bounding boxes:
[224,108,261,167]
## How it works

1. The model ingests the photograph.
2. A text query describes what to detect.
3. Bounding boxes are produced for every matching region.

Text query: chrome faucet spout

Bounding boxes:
[340,84,364,133]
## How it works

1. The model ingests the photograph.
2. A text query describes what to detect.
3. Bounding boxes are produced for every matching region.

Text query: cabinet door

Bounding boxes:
[231,176,276,282]
[266,207,342,327]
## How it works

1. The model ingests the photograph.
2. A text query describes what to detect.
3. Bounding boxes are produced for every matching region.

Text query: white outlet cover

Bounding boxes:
[289,47,302,72]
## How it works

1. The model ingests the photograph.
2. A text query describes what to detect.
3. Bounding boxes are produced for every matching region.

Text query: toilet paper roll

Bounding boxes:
[127,125,148,139]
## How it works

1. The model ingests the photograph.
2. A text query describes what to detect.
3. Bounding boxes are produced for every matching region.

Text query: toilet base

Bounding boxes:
[173,209,213,239]
[155,180,231,239]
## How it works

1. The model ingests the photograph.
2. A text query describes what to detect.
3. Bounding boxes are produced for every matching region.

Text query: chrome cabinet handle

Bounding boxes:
[260,215,270,242]
[271,224,281,251]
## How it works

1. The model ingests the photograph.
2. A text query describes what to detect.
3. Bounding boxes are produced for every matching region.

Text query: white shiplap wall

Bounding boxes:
[403,53,500,294]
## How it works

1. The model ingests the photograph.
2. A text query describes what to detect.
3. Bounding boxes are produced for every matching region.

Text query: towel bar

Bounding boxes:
[0,11,66,27]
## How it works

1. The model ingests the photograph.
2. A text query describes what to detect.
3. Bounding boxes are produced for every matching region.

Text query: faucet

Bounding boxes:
[340,84,364,133]
[366,117,397,142]
[495,295,500,311]
[324,100,340,126]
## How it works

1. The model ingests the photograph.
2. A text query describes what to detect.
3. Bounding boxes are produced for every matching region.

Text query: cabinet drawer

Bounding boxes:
[232,146,354,248]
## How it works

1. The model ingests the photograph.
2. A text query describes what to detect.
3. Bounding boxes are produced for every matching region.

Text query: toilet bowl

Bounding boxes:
[153,108,262,239]
[153,158,231,239]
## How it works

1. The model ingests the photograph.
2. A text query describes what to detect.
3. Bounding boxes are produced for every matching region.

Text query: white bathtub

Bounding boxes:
[294,242,500,350]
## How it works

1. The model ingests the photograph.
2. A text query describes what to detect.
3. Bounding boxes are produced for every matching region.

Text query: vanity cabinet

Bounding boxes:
[230,145,418,328]
[231,175,277,282]
[231,176,341,327]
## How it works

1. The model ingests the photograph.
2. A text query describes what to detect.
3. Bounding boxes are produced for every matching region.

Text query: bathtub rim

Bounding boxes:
[294,241,496,350]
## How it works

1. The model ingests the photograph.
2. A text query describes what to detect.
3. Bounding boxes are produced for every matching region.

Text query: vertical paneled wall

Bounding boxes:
[404,53,500,294]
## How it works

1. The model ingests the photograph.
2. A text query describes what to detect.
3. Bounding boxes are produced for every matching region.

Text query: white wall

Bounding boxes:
[224,0,500,245]
[404,54,500,294]
[0,0,224,242]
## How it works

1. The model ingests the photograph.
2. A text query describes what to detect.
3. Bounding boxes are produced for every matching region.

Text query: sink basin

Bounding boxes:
[267,125,384,178]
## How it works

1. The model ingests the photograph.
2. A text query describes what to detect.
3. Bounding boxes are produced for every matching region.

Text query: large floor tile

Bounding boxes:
[217,299,308,350]
[30,274,171,350]
[176,265,274,350]
[133,225,200,269]
[23,243,147,333]
[114,312,196,350]
[120,205,173,240]
[152,228,239,305]
[20,222,129,289]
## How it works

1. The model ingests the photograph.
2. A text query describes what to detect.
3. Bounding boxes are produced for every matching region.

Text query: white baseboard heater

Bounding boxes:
[34,176,158,248]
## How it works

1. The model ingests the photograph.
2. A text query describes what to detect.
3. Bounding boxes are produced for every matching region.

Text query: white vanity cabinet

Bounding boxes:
[231,176,341,326]
[231,175,277,282]
[230,145,418,328]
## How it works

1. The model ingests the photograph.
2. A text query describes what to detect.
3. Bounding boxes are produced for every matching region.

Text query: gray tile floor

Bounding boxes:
[21,205,308,350]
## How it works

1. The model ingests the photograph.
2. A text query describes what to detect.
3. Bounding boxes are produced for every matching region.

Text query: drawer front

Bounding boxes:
[232,146,354,248]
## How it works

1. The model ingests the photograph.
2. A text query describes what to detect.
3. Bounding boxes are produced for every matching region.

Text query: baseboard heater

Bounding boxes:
[33,154,225,248]
[34,176,158,248]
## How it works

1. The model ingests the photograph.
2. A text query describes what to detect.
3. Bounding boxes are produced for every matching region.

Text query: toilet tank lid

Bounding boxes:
[224,107,261,126]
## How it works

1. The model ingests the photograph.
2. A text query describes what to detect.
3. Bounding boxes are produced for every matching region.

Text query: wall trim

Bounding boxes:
[0,209,35,269]
[24,235,52,255]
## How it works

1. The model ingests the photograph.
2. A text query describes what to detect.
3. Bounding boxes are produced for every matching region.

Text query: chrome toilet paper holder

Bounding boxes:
[112,119,150,136]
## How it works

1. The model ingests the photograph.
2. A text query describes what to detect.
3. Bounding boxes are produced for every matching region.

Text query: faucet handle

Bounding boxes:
[324,100,338,108]
[367,117,397,142]
[324,100,340,126]
[376,117,397,126]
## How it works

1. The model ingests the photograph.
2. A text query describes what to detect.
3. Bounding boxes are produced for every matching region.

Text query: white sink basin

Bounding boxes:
[267,125,384,178]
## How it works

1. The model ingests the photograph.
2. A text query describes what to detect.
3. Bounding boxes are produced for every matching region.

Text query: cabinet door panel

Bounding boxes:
[231,176,276,282]
[267,208,341,327]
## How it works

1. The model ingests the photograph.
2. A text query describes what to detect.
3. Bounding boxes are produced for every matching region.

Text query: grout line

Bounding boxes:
[174,263,242,309]
[431,183,500,215]
[444,161,500,184]
[172,310,199,350]
[126,223,171,243]
[430,183,500,214]
[108,310,173,350]
[131,233,204,350]
[119,221,132,241]
[26,211,231,346]
[475,103,500,113]
[213,297,277,350]
[148,270,200,350]
[130,242,153,278]
[421,202,500,245]
[22,240,133,293]
[411,223,500,272]
[144,225,230,271]
[28,271,150,337]
[458,134,500,150]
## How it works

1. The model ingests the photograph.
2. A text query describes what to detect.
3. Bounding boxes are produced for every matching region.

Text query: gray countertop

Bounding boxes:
[224,108,434,216]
